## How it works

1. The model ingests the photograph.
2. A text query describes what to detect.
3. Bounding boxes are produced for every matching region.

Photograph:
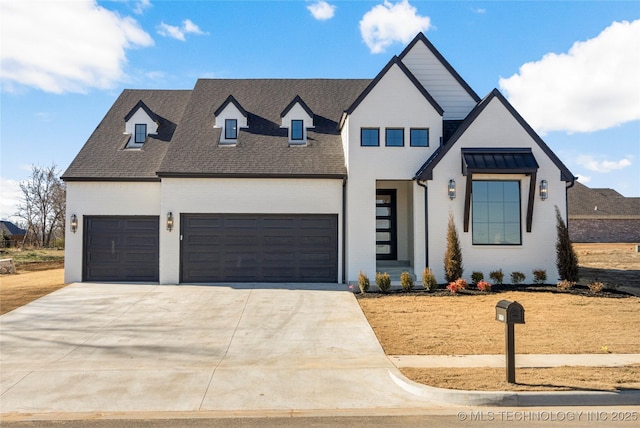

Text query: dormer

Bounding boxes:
[214,95,248,145]
[280,95,314,145]
[124,100,159,148]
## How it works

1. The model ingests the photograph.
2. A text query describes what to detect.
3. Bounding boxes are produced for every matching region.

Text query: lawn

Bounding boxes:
[358,243,640,391]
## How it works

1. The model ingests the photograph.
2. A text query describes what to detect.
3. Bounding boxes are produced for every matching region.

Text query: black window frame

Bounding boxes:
[410,128,429,147]
[471,180,522,246]
[225,118,238,140]
[291,119,304,141]
[360,128,380,147]
[134,124,147,144]
[385,128,404,147]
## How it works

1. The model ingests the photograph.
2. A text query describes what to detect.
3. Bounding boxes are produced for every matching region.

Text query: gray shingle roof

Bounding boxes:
[63,90,192,181]
[568,181,640,218]
[158,79,370,178]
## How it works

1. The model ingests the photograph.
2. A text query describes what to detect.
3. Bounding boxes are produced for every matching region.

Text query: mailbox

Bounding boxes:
[495,300,525,324]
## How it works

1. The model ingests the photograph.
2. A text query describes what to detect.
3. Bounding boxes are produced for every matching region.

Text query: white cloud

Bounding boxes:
[0,178,22,221]
[133,0,152,15]
[359,0,431,54]
[499,20,640,135]
[307,1,336,21]
[576,155,632,173]
[576,175,591,184]
[157,19,207,41]
[0,0,153,94]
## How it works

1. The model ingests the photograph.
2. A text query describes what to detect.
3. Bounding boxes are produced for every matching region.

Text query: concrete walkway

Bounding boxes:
[1,282,639,417]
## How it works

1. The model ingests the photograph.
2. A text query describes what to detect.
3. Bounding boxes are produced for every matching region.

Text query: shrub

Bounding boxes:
[557,279,576,291]
[443,213,463,282]
[555,206,579,282]
[510,271,525,285]
[357,271,370,293]
[532,269,547,284]
[446,278,467,294]
[476,280,492,292]
[376,272,391,293]
[589,281,605,294]
[489,269,504,285]
[471,271,484,285]
[422,267,438,292]
[400,271,414,292]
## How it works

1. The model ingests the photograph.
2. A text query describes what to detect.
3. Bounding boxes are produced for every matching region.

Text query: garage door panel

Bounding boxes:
[84,216,159,282]
[181,214,337,283]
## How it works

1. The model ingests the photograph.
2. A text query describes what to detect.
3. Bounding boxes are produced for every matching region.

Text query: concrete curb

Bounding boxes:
[388,370,640,407]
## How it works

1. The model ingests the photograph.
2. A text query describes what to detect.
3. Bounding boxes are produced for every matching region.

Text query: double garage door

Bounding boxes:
[84,214,338,283]
[181,214,338,283]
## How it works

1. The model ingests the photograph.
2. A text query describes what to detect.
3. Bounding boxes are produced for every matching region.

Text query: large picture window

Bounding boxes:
[472,180,521,245]
[361,128,379,146]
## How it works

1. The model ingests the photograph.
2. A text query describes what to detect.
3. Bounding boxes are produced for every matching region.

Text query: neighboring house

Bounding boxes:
[568,181,640,243]
[0,221,26,248]
[63,33,574,285]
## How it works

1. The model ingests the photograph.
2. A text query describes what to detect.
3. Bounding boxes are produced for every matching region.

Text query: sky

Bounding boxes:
[1,0,639,221]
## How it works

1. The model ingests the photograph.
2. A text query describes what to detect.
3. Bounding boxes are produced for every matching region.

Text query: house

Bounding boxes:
[568,181,640,243]
[0,221,26,248]
[62,33,574,286]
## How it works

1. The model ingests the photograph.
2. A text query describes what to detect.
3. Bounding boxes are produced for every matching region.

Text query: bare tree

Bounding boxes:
[16,164,66,248]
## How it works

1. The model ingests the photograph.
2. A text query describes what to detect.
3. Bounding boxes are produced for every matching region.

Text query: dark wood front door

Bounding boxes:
[376,190,397,260]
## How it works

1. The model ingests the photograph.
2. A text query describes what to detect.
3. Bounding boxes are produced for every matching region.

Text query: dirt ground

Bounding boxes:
[0,268,65,315]
[358,243,640,391]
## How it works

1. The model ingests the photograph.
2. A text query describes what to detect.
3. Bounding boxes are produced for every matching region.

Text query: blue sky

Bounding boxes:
[1,0,639,220]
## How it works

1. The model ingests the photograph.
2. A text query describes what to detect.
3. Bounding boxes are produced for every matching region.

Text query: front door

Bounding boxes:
[376,189,397,260]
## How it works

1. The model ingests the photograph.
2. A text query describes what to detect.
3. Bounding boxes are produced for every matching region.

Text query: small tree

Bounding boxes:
[444,213,463,282]
[555,206,579,282]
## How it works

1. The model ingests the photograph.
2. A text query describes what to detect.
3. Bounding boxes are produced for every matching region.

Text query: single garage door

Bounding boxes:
[181,214,338,283]
[84,216,159,282]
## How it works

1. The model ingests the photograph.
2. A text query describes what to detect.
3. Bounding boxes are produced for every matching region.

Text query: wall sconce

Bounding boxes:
[166,212,174,231]
[448,179,456,200]
[70,214,78,233]
[539,180,548,200]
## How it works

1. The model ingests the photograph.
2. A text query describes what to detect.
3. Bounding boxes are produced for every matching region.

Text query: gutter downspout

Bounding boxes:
[415,179,429,270]
[342,177,347,284]
[565,177,576,227]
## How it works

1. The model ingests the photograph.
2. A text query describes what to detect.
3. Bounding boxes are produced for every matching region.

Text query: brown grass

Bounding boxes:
[574,243,640,288]
[0,268,66,315]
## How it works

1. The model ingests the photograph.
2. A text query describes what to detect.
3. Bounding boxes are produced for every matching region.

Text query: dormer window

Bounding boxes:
[214,95,248,145]
[135,124,147,144]
[281,95,314,145]
[124,100,158,149]
[225,119,238,140]
[291,120,304,141]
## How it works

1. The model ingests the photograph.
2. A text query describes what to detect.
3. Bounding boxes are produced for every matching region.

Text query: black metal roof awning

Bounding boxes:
[461,148,539,234]
[461,148,539,175]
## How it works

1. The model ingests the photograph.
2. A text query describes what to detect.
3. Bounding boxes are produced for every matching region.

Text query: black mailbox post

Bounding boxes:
[495,300,525,383]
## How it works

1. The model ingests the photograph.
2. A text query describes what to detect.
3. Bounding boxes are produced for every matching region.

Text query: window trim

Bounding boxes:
[471,180,522,246]
[134,124,147,144]
[225,118,238,140]
[360,128,380,147]
[410,128,429,147]
[291,119,304,141]
[385,128,404,147]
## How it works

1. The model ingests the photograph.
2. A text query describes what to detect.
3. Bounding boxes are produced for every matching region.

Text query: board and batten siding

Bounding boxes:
[160,177,343,284]
[401,41,477,120]
[64,181,161,283]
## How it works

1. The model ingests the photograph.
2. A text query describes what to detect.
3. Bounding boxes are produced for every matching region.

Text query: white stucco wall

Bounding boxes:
[64,181,161,283]
[426,97,569,284]
[160,178,343,284]
[124,109,159,137]
[344,63,442,282]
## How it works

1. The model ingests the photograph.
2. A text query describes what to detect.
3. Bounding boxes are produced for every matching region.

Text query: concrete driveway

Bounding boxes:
[0,283,434,414]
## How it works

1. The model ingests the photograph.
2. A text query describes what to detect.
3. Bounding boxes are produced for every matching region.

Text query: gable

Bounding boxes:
[400,33,479,120]
[415,89,574,182]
